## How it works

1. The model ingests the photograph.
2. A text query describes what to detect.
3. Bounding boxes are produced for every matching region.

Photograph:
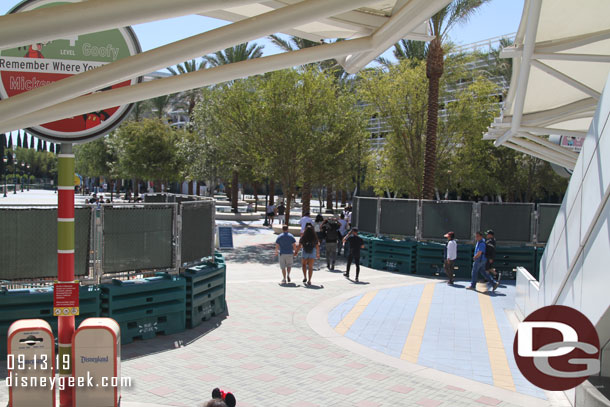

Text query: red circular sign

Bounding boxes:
[513,305,600,391]
[0,0,141,142]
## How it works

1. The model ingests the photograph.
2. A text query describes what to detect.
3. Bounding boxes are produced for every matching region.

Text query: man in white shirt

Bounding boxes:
[266,203,276,225]
[299,212,313,235]
[337,213,349,256]
[444,231,457,285]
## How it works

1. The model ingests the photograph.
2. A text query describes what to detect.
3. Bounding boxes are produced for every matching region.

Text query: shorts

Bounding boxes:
[279,254,293,269]
[302,250,316,259]
[267,212,275,217]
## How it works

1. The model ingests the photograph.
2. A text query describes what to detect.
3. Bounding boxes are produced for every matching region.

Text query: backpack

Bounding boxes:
[303,240,315,254]
[325,222,339,242]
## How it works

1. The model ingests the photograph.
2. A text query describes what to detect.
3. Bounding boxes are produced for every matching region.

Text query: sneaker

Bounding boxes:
[281,279,286,284]
[466,286,475,290]
[355,278,359,283]
[302,278,307,283]
[343,272,349,278]
[493,282,499,291]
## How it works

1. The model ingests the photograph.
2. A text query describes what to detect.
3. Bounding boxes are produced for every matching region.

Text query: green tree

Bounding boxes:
[168,59,207,118]
[111,119,183,191]
[421,0,491,199]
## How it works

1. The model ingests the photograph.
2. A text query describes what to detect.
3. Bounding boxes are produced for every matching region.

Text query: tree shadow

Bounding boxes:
[222,243,278,265]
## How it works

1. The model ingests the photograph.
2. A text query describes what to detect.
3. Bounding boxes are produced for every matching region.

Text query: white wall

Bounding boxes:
[534,73,610,350]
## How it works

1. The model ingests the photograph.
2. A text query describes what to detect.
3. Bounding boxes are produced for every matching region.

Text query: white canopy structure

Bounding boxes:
[484,0,610,170]
[0,0,451,139]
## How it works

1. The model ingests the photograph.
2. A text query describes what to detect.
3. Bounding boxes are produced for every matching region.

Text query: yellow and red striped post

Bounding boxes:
[57,143,75,407]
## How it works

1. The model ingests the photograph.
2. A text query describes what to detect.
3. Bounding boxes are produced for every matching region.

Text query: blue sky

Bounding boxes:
[2,0,524,57]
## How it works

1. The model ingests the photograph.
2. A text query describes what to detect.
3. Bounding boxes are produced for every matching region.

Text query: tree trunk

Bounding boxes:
[326,185,333,213]
[285,184,294,225]
[269,179,275,206]
[231,170,239,213]
[188,180,193,195]
[422,37,444,200]
[195,181,200,196]
[301,179,311,216]
[253,181,259,212]
[133,178,138,198]
[341,189,347,206]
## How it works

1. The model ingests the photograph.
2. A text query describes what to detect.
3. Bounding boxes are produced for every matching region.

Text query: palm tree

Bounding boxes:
[376,39,428,68]
[150,94,174,120]
[268,34,347,80]
[421,0,491,199]
[204,42,264,67]
[204,42,264,212]
[167,59,207,118]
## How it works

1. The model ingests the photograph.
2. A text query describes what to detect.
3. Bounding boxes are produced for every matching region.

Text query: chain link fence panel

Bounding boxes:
[357,197,378,234]
[379,199,418,237]
[102,205,174,273]
[480,202,534,243]
[180,201,215,265]
[0,207,91,279]
[536,203,561,244]
[421,201,473,241]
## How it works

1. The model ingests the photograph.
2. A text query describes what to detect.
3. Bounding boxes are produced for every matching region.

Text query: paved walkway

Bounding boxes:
[0,220,570,406]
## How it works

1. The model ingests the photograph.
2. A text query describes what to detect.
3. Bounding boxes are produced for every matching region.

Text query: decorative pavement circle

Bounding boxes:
[323,280,546,399]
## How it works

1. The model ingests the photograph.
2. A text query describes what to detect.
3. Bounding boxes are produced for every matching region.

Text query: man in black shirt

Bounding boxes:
[485,230,500,282]
[343,228,365,282]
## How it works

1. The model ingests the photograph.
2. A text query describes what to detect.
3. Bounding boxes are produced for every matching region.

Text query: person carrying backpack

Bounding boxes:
[294,224,320,286]
[322,217,340,270]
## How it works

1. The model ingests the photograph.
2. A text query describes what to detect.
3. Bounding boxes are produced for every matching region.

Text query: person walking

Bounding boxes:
[485,229,501,282]
[299,212,314,235]
[266,202,276,225]
[294,224,320,286]
[322,217,340,270]
[343,228,365,282]
[275,225,297,284]
[314,214,325,255]
[467,231,499,291]
[277,201,285,223]
[337,213,349,256]
[444,231,457,285]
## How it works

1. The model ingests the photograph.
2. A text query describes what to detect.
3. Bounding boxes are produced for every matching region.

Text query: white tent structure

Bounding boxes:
[484,0,610,170]
[0,0,452,138]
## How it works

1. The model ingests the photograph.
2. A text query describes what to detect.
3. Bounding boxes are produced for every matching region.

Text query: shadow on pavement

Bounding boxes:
[304,284,324,290]
[122,309,229,361]
[222,243,278,265]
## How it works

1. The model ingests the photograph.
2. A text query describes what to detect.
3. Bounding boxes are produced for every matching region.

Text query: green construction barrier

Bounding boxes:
[182,253,226,329]
[421,201,473,241]
[0,207,91,279]
[100,274,186,344]
[102,206,174,273]
[0,286,100,359]
[181,202,215,264]
[370,239,417,273]
[492,246,536,279]
[415,241,473,278]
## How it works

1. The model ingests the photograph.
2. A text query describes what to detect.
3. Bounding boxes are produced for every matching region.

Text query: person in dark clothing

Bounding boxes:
[322,217,340,270]
[485,230,501,282]
[343,228,365,282]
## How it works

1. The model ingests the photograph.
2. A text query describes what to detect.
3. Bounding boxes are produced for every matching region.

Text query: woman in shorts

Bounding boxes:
[294,224,320,286]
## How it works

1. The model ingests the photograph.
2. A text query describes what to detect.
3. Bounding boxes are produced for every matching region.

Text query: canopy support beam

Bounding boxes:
[531,60,601,100]
[495,0,542,147]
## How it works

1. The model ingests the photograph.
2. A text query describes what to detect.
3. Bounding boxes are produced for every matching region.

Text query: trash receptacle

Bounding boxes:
[7,319,55,407]
[73,318,121,407]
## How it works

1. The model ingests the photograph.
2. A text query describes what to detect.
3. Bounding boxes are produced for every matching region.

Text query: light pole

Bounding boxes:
[2,156,7,197]
[20,162,25,192]
[26,163,30,191]
[12,153,16,194]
